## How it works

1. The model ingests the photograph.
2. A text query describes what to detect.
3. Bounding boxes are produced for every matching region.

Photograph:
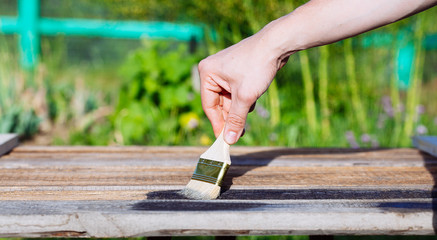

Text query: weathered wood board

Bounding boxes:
[414,136,437,157]
[0,134,18,157]
[1,146,437,237]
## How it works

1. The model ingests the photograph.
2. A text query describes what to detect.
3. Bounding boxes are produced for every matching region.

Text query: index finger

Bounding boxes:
[200,76,226,137]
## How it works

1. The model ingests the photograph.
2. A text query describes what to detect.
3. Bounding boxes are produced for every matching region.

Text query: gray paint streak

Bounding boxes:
[0,199,435,237]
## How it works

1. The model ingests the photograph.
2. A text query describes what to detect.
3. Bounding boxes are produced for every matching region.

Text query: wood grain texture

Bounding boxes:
[1,146,437,237]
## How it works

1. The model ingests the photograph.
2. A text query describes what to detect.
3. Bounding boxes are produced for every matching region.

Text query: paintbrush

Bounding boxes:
[181,130,230,200]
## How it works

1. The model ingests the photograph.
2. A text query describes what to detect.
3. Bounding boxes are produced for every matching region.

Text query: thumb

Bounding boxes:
[223,98,251,145]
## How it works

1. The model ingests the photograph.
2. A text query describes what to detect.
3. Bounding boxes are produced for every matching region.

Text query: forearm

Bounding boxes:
[258,0,437,66]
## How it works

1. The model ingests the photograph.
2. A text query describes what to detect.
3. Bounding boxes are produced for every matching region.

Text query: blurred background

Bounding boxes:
[0,0,436,147]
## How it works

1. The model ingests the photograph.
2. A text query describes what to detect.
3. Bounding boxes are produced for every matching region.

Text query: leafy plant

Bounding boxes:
[0,106,40,138]
[112,40,207,145]
[0,39,41,138]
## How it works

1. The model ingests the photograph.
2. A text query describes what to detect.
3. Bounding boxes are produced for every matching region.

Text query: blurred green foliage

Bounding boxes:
[0,106,40,138]
[98,0,300,48]
[0,46,40,138]
[0,0,436,147]
[112,40,206,145]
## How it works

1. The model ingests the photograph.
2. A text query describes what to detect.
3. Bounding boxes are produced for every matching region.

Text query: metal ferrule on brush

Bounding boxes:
[191,158,230,186]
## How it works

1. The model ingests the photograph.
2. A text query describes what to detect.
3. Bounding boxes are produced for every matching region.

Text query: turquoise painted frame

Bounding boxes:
[362,31,437,90]
[0,0,204,69]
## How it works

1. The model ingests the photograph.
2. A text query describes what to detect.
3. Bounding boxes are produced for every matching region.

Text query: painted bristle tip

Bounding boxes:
[180,179,220,200]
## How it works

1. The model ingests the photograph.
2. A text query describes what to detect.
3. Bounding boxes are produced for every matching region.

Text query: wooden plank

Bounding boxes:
[414,136,437,157]
[0,199,434,237]
[0,146,436,237]
[0,134,18,157]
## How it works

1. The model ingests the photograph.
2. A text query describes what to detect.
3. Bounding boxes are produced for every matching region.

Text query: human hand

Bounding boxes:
[199,31,290,145]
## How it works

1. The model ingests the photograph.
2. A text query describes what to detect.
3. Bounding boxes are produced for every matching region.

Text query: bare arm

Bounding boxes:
[199,0,437,144]
[266,0,437,66]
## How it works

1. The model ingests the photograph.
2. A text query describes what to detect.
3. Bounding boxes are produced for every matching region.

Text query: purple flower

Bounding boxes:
[377,114,387,129]
[187,93,194,101]
[371,139,379,148]
[187,118,199,129]
[345,131,359,148]
[416,105,425,115]
[416,125,428,135]
[269,133,278,142]
[381,96,394,117]
[256,105,270,119]
[414,105,425,122]
[397,104,405,113]
[361,133,371,143]
[345,131,354,140]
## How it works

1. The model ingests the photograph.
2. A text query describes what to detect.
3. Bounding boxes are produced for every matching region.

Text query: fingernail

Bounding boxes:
[225,131,237,144]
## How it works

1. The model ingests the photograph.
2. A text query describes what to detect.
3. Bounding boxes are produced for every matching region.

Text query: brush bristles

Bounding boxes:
[180,179,220,200]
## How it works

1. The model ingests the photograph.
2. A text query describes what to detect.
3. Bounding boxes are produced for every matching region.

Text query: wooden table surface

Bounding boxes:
[1,145,437,237]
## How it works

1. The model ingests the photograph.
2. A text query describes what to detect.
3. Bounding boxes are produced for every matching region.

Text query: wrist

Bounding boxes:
[254,14,302,70]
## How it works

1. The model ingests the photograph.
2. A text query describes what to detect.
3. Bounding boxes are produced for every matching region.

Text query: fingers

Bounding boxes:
[201,80,225,138]
[199,56,259,144]
[223,94,253,145]
[201,75,256,143]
